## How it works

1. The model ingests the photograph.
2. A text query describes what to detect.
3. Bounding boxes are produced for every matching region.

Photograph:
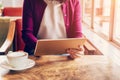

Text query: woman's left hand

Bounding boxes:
[66,45,84,59]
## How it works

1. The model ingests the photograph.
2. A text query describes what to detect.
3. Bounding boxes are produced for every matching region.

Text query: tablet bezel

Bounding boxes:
[34,38,86,56]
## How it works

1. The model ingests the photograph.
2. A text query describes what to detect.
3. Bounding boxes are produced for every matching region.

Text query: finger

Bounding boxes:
[66,48,74,59]
[67,48,82,59]
[70,54,74,59]
[71,49,83,57]
[69,52,75,59]
[69,49,76,58]
[68,49,77,59]
[70,49,80,58]
[76,52,82,57]
[74,52,81,58]
[77,51,84,55]
[78,45,84,51]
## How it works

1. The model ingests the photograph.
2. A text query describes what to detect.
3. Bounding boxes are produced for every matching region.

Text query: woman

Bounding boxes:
[22,0,84,59]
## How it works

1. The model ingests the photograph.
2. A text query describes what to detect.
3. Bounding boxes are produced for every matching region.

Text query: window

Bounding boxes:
[113,0,120,45]
[82,0,92,27]
[82,0,120,47]
[94,0,111,38]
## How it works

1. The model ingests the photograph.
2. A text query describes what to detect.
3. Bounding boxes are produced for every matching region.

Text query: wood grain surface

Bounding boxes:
[2,55,120,80]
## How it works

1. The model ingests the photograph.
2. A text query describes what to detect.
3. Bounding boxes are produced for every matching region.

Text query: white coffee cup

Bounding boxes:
[7,51,28,69]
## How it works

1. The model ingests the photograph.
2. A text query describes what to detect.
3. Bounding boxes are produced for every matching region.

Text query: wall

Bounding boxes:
[1,0,23,7]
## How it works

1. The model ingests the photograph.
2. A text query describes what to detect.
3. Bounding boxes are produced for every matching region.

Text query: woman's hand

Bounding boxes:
[66,45,84,59]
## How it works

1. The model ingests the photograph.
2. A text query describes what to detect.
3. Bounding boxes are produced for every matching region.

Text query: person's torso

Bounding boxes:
[37,0,67,39]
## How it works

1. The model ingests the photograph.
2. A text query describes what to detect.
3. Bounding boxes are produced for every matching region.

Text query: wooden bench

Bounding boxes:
[82,35,96,55]
[84,40,96,55]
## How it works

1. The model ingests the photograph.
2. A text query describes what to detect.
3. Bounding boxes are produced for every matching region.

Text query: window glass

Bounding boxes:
[93,0,111,38]
[82,0,92,27]
[113,0,120,43]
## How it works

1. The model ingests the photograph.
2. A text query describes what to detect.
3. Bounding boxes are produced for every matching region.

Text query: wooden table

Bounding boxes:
[1,55,120,80]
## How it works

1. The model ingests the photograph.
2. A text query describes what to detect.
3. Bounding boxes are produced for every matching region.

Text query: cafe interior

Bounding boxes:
[0,0,120,80]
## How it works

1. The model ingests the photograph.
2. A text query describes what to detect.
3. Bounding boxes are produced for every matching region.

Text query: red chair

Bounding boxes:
[15,19,25,51]
[3,7,22,16]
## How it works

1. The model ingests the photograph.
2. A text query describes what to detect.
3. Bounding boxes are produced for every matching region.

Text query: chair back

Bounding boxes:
[3,7,22,16]
[0,19,10,47]
[15,19,25,50]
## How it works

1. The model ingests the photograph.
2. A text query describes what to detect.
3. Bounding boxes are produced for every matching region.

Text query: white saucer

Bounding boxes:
[0,59,35,71]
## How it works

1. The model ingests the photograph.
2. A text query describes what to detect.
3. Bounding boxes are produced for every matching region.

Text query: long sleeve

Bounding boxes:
[22,0,37,50]
[63,0,83,38]
[71,0,82,38]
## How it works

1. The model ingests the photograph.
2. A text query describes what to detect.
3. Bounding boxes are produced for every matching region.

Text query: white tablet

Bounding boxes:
[34,38,86,56]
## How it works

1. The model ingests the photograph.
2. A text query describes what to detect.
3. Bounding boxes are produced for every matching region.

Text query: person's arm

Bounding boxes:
[71,0,83,38]
[67,0,84,59]
[22,0,37,49]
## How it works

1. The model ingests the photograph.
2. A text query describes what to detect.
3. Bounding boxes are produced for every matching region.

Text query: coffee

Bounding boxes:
[7,51,28,68]
[7,52,26,57]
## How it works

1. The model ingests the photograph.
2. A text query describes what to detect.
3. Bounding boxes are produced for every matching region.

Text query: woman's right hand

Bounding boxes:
[66,45,84,59]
